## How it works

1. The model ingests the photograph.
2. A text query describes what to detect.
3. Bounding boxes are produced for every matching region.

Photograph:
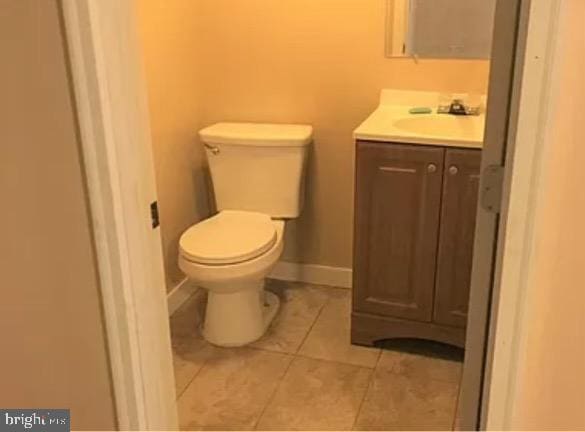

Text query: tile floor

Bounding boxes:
[170,279,464,431]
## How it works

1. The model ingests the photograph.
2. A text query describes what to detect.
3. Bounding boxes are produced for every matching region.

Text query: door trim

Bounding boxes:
[461,0,563,429]
[61,0,178,430]
[481,0,562,428]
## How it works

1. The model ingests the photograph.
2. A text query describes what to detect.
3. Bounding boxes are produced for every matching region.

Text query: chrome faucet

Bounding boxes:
[438,98,481,116]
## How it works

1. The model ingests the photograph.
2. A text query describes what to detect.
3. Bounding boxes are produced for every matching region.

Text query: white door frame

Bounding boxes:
[460,0,563,428]
[61,0,177,430]
[481,0,563,428]
[60,0,562,430]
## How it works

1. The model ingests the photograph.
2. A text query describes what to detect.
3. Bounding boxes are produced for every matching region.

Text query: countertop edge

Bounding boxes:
[353,132,483,150]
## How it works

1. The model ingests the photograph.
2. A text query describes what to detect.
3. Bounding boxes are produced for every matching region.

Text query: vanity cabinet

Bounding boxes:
[352,140,481,348]
[433,149,482,329]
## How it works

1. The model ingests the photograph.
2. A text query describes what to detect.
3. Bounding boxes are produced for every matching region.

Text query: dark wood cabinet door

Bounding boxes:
[353,141,444,322]
[433,148,482,328]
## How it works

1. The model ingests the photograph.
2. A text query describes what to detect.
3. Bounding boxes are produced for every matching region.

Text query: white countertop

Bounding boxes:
[354,90,485,149]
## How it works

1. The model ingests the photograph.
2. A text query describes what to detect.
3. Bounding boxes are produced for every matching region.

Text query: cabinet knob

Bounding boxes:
[427,163,437,173]
[449,165,459,175]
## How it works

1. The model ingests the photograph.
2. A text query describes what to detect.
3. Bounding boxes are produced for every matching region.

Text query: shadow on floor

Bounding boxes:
[376,338,465,362]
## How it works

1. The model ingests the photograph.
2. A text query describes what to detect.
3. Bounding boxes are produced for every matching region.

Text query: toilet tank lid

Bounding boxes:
[199,122,313,147]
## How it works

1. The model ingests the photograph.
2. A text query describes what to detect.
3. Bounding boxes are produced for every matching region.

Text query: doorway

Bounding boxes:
[61,0,562,429]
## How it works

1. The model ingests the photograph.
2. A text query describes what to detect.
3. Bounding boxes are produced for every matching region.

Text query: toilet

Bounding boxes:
[178,122,312,347]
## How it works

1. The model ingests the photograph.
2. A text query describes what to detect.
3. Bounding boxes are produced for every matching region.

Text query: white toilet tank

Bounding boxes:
[199,123,312,218]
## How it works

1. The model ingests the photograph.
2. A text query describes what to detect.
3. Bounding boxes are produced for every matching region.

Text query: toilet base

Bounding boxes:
[202,281,280,347]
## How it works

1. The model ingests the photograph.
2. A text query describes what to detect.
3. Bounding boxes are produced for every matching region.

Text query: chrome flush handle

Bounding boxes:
[204,143,220,155]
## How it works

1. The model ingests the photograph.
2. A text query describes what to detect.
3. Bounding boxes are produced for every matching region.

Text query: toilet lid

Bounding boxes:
[179,210,277,265]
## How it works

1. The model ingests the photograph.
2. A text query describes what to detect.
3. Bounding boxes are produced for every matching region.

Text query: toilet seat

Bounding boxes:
[179,210,277,265]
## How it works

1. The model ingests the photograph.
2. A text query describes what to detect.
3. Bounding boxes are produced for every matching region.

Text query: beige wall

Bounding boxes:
[137,0,490,288]
[136,1,211,291]
[0,0,117,429]
[509,1,585,429]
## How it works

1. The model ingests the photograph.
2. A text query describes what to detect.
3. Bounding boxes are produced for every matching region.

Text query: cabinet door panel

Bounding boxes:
[353,141,444,322]
[433,149,482,328]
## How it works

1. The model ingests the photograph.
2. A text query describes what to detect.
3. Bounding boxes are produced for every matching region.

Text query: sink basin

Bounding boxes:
[353,90,486,147]
[393,115,483,139]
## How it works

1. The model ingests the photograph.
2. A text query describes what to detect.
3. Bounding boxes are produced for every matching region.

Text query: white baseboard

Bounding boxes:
[270,261,353,289]
[167,278,198,316]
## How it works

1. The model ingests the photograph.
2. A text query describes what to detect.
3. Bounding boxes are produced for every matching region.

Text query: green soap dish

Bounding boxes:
[408,107,433,114]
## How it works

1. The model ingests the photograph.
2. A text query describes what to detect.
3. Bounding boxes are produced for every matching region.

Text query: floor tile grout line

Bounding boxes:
[251,284,330,430]
[353,329,384,430]
[372,346,384,369]
[251,353,297,431]
[175,380,190,402]
[378,347,464,384]
[293,352,379,370]
[292,289,331,355]
[253,287,341,430]
[351,364,376,431]
[173,316,214,402]
[351,351,462,431]
[245,288,331,357]
[384,366,463,385]
[175,351,213,402]
[451,376,464,431]
[246,344,294,356]
[245,335,382,369]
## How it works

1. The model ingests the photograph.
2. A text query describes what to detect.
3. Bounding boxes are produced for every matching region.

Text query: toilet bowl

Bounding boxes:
[179,211,285,346]
[179,122,312,347]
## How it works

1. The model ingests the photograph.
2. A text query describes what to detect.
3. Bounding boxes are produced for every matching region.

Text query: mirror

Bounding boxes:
[386,0,496,59]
